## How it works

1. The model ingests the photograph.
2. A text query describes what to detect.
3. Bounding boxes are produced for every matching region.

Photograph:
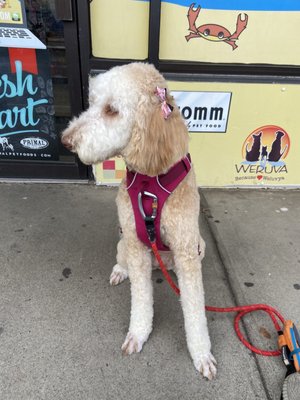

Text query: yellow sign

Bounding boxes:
[89,0,300,64]
[159,2,300,66]
[0,0,23,25]
[94,80,300,188]
[90,0,149,60]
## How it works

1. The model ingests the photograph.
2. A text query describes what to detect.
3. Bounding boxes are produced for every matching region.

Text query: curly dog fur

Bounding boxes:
[61,63,217,379]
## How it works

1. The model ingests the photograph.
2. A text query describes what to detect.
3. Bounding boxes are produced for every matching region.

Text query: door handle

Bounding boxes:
[55,0,73,21]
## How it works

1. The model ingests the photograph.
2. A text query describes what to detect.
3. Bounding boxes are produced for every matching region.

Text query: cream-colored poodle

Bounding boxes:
[61,63,217,380]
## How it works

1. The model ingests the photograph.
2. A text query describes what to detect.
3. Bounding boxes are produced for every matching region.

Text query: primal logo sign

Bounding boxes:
[235,125,290,184]
[171,91,232,132]
[20,137,49,150]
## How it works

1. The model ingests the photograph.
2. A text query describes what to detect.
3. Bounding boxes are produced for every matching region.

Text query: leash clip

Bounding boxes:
[138,191,158,222]
[138,191,158,243]
[278,321,300,400]
[278,320,300,373]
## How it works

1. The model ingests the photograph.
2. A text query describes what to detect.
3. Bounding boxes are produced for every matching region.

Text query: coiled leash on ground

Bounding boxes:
[138,190,300,399]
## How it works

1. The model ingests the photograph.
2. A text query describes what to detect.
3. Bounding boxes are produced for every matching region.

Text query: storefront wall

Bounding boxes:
[90,0,300,187]
[95,79,299,187]
[1,0,300,185]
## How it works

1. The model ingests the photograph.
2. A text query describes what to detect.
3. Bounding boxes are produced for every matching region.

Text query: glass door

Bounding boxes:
[0,0,88,179]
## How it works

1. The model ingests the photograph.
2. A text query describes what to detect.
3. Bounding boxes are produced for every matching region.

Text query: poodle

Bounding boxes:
[61,63,217,380]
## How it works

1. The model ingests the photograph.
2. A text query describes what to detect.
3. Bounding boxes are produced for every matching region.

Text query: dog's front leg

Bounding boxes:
[174,251,217,380]
[121,241,153,355]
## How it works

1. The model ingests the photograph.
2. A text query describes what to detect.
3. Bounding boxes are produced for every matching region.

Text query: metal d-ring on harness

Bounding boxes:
[138,191,158,244]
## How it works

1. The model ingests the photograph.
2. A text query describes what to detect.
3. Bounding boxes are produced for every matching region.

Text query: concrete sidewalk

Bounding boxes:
[0,183,299,400]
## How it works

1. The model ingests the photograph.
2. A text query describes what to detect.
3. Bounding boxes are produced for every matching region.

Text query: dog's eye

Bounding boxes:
[104,104,119,117]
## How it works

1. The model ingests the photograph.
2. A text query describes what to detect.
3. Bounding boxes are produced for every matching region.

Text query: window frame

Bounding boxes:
[78,0,300,98]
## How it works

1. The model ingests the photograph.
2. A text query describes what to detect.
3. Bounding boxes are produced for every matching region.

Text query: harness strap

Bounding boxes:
[126,154,191,251]
[159,154,191,189]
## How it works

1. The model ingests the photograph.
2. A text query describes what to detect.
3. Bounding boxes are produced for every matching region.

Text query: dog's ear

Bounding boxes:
[124,90,189,176]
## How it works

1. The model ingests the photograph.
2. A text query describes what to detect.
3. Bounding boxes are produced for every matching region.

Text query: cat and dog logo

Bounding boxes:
[235,125,290,183]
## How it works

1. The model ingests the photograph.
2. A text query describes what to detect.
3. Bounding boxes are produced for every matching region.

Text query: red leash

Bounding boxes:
[151,241,285,357]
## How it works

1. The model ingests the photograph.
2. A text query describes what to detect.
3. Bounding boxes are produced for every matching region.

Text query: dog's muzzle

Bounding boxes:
[61,133,75,152]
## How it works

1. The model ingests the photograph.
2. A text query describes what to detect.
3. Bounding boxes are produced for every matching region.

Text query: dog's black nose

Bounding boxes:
[61,134,74,151]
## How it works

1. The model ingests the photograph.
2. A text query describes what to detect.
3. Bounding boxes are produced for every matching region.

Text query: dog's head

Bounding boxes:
[61,63,188,176]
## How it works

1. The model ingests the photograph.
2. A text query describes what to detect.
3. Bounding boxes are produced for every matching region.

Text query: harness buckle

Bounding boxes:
[138,191,158,243]
[138,191,158,222]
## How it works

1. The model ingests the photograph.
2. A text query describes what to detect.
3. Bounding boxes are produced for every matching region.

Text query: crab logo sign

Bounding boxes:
[235,125,290,184]
[185,3,248,50]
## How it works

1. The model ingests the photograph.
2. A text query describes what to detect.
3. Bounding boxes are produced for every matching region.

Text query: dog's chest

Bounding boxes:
[125,155,191,251]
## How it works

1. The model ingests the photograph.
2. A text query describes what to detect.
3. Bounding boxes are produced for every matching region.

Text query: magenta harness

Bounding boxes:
[126,154,192,251]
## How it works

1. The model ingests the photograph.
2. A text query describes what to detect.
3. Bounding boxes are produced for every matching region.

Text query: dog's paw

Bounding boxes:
[110,264,128,286]
[121,332,145,355]
[194,353,217,380]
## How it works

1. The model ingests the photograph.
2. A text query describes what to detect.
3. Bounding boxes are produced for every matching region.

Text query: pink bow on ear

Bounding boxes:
[155,87,173,120]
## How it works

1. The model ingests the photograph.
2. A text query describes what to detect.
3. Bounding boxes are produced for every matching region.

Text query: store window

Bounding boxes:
[0,0,86,178]
[90,0,149,60]
[159,1,300,66]
[25,0,72,159]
